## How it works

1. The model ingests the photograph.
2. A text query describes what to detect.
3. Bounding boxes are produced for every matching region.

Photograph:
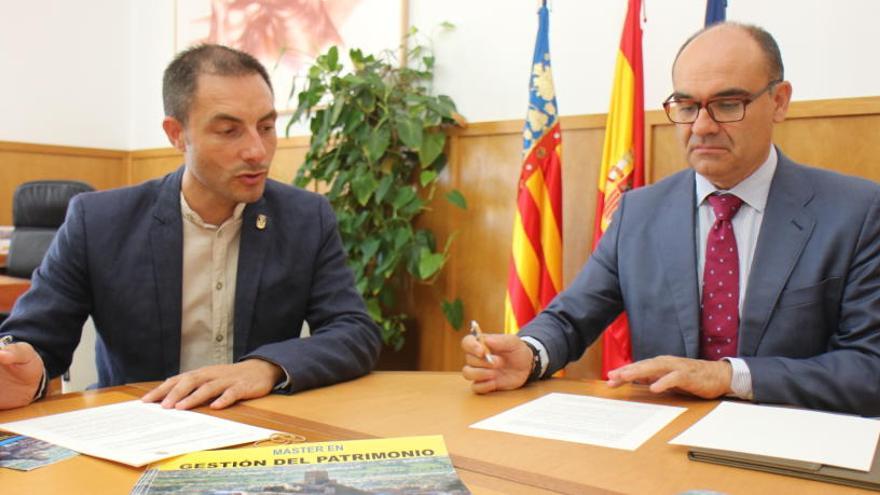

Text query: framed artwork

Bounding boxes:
[175,0,407,113]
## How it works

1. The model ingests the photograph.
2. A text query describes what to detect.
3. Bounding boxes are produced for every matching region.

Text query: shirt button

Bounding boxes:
[215,334,224,342]
[216,281,223,290]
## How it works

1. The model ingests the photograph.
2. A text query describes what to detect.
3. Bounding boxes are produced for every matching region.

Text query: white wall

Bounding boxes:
[0,0,131,149]
[416,0,880,126]
[2,0,878,150]
[129,0,176,152]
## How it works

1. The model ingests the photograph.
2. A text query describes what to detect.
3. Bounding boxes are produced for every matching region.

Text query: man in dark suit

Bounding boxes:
[0,45,381,410]
[462,22,880,415]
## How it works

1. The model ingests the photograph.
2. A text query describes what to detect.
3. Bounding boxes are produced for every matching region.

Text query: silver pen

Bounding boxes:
[469,321,495,365]
[0,335,13,349]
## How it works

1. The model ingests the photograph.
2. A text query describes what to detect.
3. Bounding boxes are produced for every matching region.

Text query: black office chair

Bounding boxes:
[5,180,94,279]
[0,180,94,328]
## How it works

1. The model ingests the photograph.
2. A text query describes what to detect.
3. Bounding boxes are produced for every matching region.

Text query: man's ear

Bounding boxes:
[771,81,793,123]
[162,116,187,152]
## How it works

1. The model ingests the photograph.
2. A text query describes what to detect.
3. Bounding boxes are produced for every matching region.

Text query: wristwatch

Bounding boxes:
[521,339,544,383]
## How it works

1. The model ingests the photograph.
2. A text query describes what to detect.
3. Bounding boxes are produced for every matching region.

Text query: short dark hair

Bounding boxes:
[162,44,273,124]
[673,22,784,82]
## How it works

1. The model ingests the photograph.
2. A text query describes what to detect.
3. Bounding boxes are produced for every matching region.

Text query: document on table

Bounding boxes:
[670,401,880,472]
[0,400,276,467]
[470,393,686,450]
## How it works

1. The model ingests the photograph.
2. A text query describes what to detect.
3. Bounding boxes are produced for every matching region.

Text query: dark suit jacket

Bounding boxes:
[521,150,880,415]
[0,167,382,392]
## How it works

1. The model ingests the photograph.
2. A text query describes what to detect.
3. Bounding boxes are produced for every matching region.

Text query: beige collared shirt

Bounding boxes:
[178,193,245,373]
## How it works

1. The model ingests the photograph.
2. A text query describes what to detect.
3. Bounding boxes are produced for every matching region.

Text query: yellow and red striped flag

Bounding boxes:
[504,0,563,335]
[596,0,645,377]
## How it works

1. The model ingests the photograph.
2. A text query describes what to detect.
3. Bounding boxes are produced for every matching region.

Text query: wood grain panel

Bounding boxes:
[0,141,127,225]
[1,96,877,378]
[127,136,310,186]
[424,96,880,377]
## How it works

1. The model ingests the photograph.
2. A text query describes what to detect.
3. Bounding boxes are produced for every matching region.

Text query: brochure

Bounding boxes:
[130,434,471,495]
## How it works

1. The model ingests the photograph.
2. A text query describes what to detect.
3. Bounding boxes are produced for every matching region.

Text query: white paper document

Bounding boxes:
[670,401,880,472]
[470,393,687,450]
[0,400,276,467]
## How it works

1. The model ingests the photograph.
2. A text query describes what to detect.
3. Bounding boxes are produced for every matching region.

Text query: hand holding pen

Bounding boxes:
[461,322,537,393]
[0,335,46,410]
[469,320,495,365]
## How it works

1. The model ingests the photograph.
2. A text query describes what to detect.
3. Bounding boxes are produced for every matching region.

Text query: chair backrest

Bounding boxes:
[6,180,94,278]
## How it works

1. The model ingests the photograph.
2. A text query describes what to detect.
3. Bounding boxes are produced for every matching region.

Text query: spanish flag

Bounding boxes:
[596,0,645,378]
[504,1,563,335]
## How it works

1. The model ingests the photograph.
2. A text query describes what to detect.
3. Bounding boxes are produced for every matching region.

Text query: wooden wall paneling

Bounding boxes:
[773,114,880,181]
[126,136,310,187]
[1,96,876,378]
[412,129,520,371]
[0,141,127,225]
[269,137,310,184]
[417,117,613,376]
[420,95,880,377]
[128,148,183,185]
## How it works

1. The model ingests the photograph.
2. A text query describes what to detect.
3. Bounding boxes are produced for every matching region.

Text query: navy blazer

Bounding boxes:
[0,168,382,392]
[521,150,880,415]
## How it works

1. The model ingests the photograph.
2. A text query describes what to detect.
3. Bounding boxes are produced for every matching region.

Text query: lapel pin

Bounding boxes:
[256,214,267,230]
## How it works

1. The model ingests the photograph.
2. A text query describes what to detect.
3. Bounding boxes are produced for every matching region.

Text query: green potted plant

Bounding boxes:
[288,36,466,352]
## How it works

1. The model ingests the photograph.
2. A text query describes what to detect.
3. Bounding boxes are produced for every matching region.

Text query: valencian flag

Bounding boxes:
[705,0,728,25]
[596,0,645,378]
[504,0,563,335]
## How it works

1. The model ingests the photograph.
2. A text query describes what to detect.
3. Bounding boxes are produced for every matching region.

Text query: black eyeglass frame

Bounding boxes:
[662,80,783,124]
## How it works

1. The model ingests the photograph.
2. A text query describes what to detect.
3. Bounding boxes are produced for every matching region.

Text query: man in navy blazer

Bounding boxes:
[0,45,381,410]
[462,23,880,415]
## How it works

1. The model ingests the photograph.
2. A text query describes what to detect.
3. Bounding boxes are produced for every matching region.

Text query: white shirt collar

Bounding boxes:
[695,145,777,213]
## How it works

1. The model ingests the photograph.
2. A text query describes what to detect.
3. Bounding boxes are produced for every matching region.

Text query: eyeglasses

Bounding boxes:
[662,80,782,124]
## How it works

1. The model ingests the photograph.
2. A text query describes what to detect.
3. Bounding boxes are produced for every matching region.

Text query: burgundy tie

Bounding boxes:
[700,193,744,360]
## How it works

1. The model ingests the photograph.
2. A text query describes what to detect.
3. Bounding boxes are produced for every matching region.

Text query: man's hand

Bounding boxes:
[141,359,284,410]
[606,355,733,399]
[0,341,44,410]
[461,333,533,394]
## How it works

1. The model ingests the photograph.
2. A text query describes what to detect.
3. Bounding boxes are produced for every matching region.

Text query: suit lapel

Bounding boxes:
[233,197,271,359]
[149,167,185,377]
[739,153,815,356]
[657,172,702,358]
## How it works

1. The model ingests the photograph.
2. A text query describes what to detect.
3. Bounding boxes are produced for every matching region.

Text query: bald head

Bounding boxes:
[667,22,792,189]
[673,22,784,83]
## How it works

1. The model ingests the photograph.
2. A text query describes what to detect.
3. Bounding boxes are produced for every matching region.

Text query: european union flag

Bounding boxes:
[705,0,727,26]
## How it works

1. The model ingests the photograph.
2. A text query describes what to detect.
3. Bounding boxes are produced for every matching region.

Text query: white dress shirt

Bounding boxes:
[695,145,778,399]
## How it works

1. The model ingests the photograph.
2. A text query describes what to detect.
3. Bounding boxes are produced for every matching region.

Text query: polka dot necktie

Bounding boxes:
[700,193,744,360]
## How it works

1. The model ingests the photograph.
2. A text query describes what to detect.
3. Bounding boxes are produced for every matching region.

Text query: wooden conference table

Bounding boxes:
[0,371,871,495]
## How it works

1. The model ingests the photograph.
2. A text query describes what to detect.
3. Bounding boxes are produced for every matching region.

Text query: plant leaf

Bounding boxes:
[445,189,467,209]
[351,172,378,206]
[361,238,381,260]
[330,97,345,126]
[375,175,394,204]
[365,297,382,321]
[326,45,339,69]
[392,186,417,211]
[441,298,464,330]
[396,116,423,149]
[417,248,445,279]
[419,170,437,187]
[393,227,411,250]
[365,127,391,164]
[419,131,445,167]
